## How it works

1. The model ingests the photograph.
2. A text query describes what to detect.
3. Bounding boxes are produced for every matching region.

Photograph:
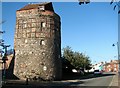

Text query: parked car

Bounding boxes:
[94,70,102,75]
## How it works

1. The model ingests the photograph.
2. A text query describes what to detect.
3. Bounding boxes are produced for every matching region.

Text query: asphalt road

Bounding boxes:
[70,72,115,86]
[2,72,117,88]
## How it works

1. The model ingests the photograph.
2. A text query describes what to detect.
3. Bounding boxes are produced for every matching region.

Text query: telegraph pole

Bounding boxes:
[118,2,120,87]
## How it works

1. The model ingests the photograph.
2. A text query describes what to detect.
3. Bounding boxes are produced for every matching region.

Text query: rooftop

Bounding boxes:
[17,2,54,12]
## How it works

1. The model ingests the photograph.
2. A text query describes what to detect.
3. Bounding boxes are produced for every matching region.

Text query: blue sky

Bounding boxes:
[2,2,118,64]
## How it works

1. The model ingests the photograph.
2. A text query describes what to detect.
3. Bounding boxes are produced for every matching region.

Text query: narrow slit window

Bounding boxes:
[41,22,46,28]
[40,40,45,45]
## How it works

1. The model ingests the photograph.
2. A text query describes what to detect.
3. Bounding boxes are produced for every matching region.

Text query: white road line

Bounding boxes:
[107,75,115,88]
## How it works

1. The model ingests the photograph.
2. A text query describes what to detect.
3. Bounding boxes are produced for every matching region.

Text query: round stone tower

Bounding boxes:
[14,2,62,80]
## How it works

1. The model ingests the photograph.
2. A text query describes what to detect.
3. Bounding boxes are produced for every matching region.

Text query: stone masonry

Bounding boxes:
[14,2,62,80]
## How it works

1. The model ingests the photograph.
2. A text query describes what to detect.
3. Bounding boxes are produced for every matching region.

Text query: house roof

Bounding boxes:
[105,62,118,66]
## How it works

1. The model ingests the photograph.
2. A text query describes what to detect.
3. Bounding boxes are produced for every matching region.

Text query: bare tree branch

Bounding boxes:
[110,0,114,5]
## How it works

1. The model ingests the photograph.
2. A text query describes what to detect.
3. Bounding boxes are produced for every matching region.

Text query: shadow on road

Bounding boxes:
[80,72,116,80]
[62,72,116,80]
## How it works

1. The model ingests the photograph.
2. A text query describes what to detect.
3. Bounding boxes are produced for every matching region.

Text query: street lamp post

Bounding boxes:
[112,42,120,73]
[116,42,120,87]
[117,42,120,75]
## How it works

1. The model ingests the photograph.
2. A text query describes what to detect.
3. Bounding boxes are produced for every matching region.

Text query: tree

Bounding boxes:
[0,20,11,83]
[111,1,120,13]
[78,0,120,14]
[62,46,74,65]
[62,46,91,71]
[0,21,5,56]
[0,20,11,56]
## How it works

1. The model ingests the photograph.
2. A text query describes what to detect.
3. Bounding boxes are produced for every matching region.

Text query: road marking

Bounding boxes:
[107,75,115,88]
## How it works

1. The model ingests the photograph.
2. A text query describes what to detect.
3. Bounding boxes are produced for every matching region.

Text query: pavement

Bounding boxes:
[108,73,119,88]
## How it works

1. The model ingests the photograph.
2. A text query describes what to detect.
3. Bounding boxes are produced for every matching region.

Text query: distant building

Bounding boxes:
[14,2,62,80]
[0,49,14,70]
[104,60,119,72]
[89,62,104,72]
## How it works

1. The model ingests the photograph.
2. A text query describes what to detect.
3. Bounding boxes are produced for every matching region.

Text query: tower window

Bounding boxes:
[23,23,27,28]
[42,52,45,55]
[41,22,46,28]
[38,6,45,11]
[40,40,45,45]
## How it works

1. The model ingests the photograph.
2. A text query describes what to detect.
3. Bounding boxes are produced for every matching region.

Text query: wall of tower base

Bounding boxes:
[14,38,62,81]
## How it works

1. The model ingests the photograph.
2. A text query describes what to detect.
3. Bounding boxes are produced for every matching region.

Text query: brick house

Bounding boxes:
[104,60,119,72]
